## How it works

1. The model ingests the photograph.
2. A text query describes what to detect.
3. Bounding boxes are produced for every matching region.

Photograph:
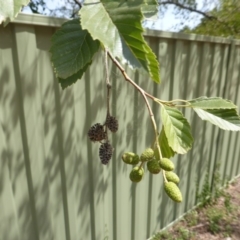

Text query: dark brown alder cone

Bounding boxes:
[106,115,118,133]
[99,142,113,165]
[88,123,106,142]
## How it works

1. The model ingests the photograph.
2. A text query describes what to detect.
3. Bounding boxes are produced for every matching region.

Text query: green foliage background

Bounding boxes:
[182,0,240,38]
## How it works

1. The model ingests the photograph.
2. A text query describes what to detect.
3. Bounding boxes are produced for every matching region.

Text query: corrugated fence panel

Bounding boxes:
[219,41,240,184]
[0,13,240,240]
[0,24,21,240]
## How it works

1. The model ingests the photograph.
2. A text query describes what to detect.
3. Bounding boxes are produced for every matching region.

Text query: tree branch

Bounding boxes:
[72,0,82,9]
[159,0,236,33]
[160,1,216,20]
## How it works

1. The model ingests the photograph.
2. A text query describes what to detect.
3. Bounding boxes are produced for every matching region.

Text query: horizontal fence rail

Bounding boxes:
[0,13,240,240]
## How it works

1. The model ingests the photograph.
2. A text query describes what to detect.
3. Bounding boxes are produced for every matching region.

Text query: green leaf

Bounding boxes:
[50,18,100,80]
[0,0,30,26]
[80,0,160,83]
[161,106,193,154]
[189,96,240,131]
[193,108,240,131]
[188,97,237,109]
[58,62,91,89]
[158,127,175,158]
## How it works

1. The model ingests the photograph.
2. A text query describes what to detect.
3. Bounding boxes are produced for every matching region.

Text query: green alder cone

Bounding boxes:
[140,148,154,162]
[129,167,144,183]
[165,171,180,184]
[164,182,182,203]
[147,159,161,174]
[122,152,140,165]
[159,158,174,171]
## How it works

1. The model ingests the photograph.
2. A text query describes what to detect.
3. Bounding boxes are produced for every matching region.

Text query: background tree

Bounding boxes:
[27,0,82,18]
[24,0,218,26]
[182,0,240,38]
[156,0,219,29]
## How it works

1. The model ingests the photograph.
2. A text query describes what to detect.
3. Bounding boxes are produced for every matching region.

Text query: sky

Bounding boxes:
[145,0,218,31]
[23,0,218,32]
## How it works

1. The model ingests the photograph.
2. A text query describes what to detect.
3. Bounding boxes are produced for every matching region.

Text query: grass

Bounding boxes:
[150,165,240,240]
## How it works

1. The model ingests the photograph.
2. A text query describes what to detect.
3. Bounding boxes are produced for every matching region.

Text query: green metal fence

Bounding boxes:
[0,13,240,240]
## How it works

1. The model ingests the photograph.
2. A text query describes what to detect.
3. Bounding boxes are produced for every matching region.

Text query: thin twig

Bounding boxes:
[107,52,164,169]
[107,52,154,117]
[104,49,111,118]
[105,49,110,86]
[143,90,158,101]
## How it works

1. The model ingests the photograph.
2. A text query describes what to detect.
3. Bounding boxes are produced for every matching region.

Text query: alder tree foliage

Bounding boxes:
[2,0,239,203]
[49,0,240,203]
[0,0,30,26]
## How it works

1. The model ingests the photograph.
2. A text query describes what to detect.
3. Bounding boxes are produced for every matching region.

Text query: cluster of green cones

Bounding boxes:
[122,148,182,203]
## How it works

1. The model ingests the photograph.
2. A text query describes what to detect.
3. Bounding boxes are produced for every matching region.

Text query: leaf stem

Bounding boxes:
[144,93,191,108]
[167,99,189,104]
[155,98,191,107]
[174,104,191,108]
